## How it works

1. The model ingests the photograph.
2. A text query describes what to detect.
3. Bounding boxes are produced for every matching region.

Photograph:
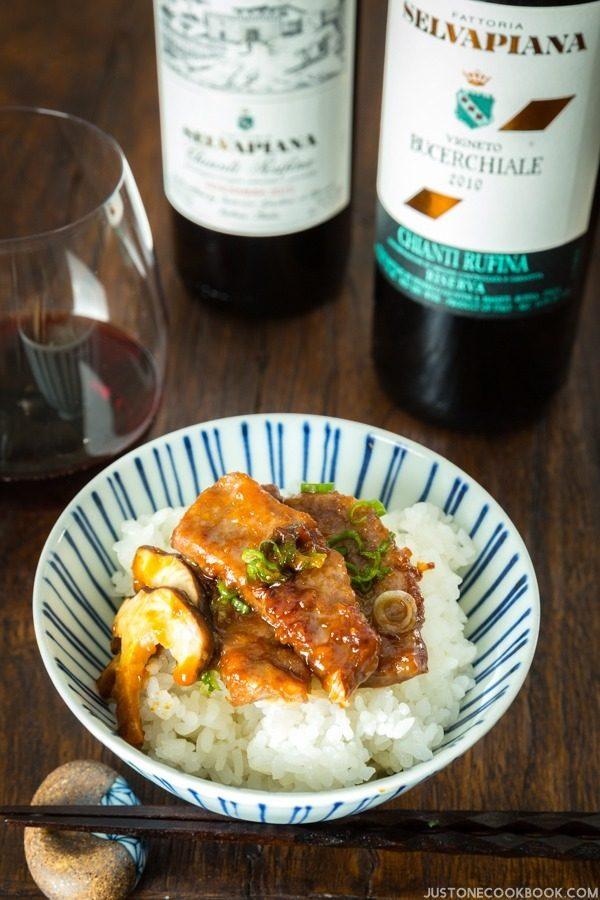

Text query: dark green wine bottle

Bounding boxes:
[372,0,600,430]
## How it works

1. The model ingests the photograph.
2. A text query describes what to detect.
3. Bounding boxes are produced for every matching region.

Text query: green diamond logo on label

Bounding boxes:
[455,89,494,129]
[237,109,254,131]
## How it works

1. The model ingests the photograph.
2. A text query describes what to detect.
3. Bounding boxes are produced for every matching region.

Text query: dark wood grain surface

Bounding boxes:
[0,2,598,897]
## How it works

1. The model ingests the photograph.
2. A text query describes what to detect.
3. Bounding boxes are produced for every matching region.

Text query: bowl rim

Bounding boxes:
[33,412,540,807]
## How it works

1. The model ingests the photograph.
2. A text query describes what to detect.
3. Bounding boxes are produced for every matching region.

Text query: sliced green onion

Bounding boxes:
[340,534,393,593]
[349,562,393,593]
[353,567,393,592]
[215,580,252,615]
[242,548,282,584]
[244,531,328,584]
[293,550,327,571]
[327,529,364,552]
[259,538,295,569]
[200,670,219,694]
[260,538,326,574]
[231,596,251,615]
[350,499,387,523]
[216,580,239,603]
[361,536,393,560]
[300,482,335,494]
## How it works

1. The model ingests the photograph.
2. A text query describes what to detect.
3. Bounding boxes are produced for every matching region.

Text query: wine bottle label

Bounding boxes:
[154,0,355,237]
[376,0,600,317]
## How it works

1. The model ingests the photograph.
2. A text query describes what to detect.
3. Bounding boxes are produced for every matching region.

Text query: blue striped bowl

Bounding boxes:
[33,414,539,824]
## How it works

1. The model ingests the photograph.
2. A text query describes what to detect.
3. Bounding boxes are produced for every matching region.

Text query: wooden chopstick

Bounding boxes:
[1,806,598,860]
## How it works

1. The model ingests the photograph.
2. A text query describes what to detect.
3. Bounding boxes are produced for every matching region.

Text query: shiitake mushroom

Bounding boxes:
[132,545,202,605]
[98,586,213,748]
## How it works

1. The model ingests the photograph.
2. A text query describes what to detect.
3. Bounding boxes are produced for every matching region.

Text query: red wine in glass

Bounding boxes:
[0,314,161,479]
[0,108,166,480]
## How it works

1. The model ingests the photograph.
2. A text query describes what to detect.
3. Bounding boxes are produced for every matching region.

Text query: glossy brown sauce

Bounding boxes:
[286,491,428,686]
[172,473,380,702]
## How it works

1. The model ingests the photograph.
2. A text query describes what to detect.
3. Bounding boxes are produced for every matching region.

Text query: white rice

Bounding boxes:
[110,501,477,791]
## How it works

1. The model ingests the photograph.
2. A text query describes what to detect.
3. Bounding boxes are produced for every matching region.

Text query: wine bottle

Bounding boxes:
[153,0,356,316]
[372,0,600,430]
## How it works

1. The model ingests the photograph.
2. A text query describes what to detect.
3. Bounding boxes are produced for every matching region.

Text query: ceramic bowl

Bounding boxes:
[33,414,539,824]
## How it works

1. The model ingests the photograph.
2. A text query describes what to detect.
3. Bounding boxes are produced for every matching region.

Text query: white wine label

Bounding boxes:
[154,0,355,238]
[376,0,600,317]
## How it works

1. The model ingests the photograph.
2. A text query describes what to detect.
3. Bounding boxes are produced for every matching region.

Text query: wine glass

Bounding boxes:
[0,107,167,480]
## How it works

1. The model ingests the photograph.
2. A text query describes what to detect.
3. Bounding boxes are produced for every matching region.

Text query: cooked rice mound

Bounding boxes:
[111,501,477,791]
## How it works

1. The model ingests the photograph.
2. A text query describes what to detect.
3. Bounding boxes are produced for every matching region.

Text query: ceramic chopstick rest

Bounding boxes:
[24,760,147,899]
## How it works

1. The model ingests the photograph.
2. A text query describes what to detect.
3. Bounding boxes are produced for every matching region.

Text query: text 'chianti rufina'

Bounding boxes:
[153,0,356,316]
[373,0,600,430]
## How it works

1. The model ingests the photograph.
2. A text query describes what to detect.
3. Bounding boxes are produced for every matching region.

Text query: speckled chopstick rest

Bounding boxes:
[24,760,147,900]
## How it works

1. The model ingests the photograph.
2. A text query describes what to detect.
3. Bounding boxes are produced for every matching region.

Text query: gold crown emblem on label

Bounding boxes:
[463,70,491,87]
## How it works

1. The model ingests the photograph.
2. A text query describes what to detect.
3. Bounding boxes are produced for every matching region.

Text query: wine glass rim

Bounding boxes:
[0,105,127,248]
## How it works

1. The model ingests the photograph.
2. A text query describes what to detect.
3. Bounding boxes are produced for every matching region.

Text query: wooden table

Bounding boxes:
[1,2,598,897]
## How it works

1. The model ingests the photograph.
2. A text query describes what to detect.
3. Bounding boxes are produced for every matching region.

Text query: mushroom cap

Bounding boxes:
[100,587,214,747]
[132,545,201,606]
